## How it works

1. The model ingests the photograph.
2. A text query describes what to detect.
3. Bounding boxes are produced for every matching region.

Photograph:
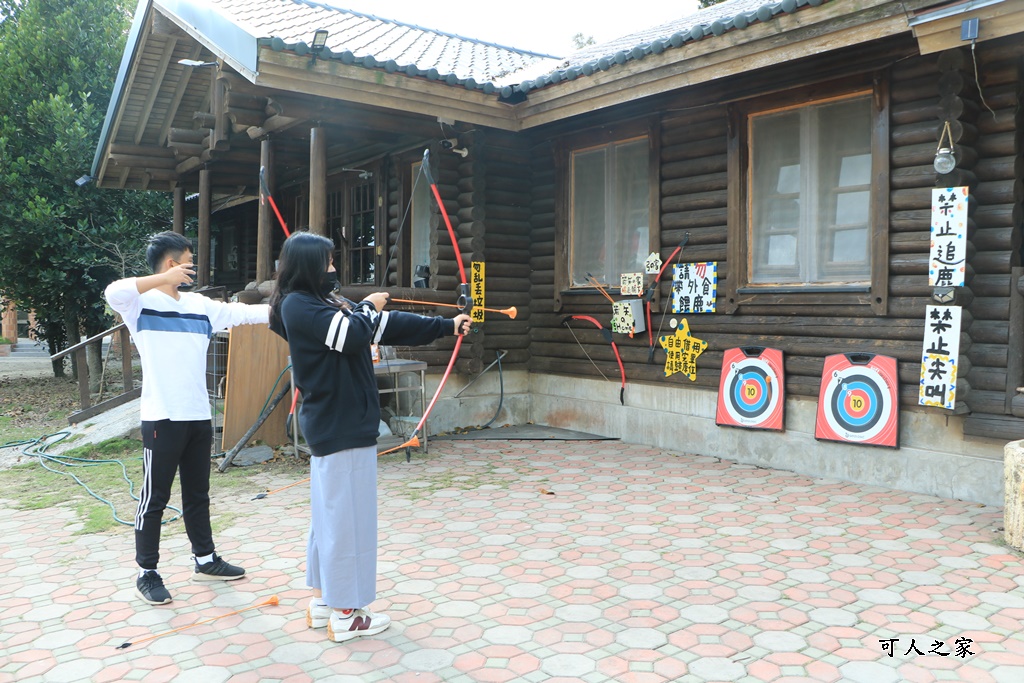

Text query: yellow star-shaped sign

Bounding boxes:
[659,319,707,380]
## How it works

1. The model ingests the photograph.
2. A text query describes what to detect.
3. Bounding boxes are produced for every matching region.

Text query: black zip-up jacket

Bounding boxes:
[271,291,452,456]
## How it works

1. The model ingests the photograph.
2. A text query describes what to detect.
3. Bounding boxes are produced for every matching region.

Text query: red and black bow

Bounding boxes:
[643,233,688,363]
[561,314,626,405]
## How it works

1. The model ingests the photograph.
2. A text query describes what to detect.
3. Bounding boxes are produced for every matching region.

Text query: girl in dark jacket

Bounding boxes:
[269,232,469,643]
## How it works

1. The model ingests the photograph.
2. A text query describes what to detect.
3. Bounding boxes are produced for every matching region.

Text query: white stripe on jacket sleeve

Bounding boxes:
[325,311,350,351]
[372,311,390,344]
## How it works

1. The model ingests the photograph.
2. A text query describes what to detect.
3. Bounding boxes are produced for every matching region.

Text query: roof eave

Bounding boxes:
[513,0,935,129]
[90,0,153,180]
[254,47,525,132]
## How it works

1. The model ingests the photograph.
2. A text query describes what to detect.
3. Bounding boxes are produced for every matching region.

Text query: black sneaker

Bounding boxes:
[136,571,172,604]
[192,554,245,581]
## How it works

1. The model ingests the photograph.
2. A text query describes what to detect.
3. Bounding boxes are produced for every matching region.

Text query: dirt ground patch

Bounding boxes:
[0,374,80,445]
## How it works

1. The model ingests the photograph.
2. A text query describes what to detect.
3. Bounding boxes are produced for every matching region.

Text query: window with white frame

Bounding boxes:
[569,137,650,287]
[748,93,873,286]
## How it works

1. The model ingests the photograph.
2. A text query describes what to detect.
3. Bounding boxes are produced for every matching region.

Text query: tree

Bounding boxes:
[571,33,595,51]
[0,0,171,377]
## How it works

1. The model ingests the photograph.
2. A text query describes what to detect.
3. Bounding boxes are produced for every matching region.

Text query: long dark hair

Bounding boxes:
[268,232,346,330]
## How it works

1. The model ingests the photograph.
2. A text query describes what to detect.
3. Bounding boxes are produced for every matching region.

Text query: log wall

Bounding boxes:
[526,40,1024,428]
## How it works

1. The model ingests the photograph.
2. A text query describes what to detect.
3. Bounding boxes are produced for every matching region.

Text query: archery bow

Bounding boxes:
[378,149,472,457]
[259,166,290,238]
[562,315,626,405]
[643,233,689,363]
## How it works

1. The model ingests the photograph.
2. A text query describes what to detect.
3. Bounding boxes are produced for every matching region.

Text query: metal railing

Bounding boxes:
[51,323,140,424]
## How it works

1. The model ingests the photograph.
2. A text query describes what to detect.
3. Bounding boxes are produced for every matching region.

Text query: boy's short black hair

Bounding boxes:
[146,231,193,272]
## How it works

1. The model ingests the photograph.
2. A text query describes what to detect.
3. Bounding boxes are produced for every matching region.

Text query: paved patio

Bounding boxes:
[2,439,1023,683]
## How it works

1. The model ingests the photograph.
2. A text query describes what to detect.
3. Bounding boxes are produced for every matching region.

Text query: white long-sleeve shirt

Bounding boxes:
[105,278,270,422]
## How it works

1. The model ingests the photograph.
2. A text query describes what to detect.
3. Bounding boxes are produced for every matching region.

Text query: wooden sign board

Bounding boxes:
[222,324,291,448]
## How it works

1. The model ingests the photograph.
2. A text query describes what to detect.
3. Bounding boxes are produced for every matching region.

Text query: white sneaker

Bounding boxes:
[307,599,330,629]
[327,608,391,642]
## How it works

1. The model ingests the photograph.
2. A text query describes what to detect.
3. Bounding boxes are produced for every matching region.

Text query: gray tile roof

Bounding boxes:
[506,0,832,96]
[215,0,832,97]
[209,0,560,91]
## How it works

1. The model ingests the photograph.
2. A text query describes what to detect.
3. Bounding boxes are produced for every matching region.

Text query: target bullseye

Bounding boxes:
[816,354,899,448]
[717,348,785,431]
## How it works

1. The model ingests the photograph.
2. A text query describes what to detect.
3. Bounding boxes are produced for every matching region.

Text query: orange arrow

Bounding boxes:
[389,298,517,319]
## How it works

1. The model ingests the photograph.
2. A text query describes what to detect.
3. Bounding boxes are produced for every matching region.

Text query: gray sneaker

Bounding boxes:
[193,554,245,581]
[136,571,172,604]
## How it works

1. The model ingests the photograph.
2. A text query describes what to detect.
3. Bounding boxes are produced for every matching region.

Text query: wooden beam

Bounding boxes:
[108,153,178,169]
[260,94,439,138]
[158,44,203,145]
[134,36,178,145]
[247,115,302,139]
[211,74,230,151]
[255,52,518,131]
[109,144,175,158]
[309,126,327,236]
[912,2,1024,55]
[176,156,204,175]
[198,169,211,287]
[173,186,185,234]
[257,139,275,283]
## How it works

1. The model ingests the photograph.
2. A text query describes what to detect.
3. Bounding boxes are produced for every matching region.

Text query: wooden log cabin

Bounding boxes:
[92,0,1024,505]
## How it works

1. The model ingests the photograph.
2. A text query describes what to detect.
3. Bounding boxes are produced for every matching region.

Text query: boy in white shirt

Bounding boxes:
[106,231,270,604]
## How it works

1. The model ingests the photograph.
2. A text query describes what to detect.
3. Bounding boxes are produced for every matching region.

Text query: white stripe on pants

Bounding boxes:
[307,445,378,609]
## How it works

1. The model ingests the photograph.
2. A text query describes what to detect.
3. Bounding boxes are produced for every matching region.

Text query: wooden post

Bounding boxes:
[2,300,17,347]
[1006,440,1024,551]
[257,138,274,283]
[173,186,185,234]
[120,326,133,394]
[198,168,211,287]
[309,126,327,236]
[75,347,91,410]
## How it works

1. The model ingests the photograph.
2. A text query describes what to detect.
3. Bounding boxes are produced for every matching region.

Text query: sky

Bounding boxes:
[327,0,702,57]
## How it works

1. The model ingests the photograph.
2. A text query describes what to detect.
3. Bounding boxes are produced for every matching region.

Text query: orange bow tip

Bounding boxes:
[267,595,280,606]
[503,306,517,319]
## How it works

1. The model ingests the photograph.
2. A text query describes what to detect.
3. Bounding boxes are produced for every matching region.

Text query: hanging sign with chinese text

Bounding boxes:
[470,261,485,323]
[644,252,662,275]
[659,319,707,381]
[918,305,961,410]
[929,187,968,287]
[672,262,717,314]
[620,272,644,296]
[611,299,645,335]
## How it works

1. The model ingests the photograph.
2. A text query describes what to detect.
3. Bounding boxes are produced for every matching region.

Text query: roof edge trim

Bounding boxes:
[90,0,153,178]
[155,0,259,77]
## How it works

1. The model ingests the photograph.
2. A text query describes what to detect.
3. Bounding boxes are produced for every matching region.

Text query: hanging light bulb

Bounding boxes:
[934,147,956,174]
[934,121,957,174]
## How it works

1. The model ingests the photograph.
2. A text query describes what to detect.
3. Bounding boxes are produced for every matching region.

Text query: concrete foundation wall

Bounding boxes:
[528,373,1007,507]
[421,369,1006,506]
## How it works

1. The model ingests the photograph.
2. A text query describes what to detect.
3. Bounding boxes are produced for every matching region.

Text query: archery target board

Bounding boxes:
[716,347,785,431]
[815,353,899,448]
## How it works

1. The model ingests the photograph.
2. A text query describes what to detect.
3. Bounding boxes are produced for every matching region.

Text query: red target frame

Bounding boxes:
[815,353,899,448]
[716,347,785,431]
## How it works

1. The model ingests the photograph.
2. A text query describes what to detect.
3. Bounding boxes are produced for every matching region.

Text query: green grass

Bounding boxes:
[0,416,41,445]
[0,437,281,535]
